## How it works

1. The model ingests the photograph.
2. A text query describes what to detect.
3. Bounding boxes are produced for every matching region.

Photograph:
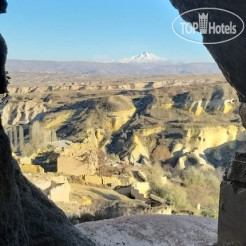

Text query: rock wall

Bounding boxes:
[2,100,47,126]
[57,143,99,176]
[0,0,7,94]
[169,0,246,102]
[169,1,246,245]
[0,1,95,245]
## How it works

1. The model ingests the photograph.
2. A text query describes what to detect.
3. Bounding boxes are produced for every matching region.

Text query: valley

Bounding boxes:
[6,72,242,223]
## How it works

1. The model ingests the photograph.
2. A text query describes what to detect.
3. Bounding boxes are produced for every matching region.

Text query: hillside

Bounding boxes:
[1,72,240,221]
[2,72,241,228]
[5,73,243,169]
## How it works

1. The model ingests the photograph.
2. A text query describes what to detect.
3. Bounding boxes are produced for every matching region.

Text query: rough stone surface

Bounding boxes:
[0,133,95,245]
[57,143,99,176]
[226,152,246,183]
[239,103,246,129]
[169,0,246,102]
[169,1,246,245]
[0,1,95,245]
[218,180,246,245]
[78,215,217,246]
[48,180,71,203]
[0,1,7,94]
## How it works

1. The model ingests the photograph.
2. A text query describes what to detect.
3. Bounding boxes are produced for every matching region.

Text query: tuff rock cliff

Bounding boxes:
[169,1,246,245]
[6,78,242,170]
[0,1,95,245]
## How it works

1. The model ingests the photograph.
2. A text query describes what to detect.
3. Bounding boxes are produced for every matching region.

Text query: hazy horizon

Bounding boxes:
[5,52,217,64]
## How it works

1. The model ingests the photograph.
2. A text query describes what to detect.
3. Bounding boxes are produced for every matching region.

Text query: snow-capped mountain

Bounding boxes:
[118,52,168,64]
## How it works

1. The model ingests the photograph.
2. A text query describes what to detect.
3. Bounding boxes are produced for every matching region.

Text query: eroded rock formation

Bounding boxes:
[169,1,246,245]
[4,76,243,169]
[170,0,246,102]
[0,1,95,245]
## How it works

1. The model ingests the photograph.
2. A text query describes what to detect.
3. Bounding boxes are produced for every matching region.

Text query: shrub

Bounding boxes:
[183,167,221,211]
[165,170,173,180]
[146,163,190,210]
[151,183,189,211]
[168,186,189,210]
[148,165,220,213]
[183,167,205,187]
[47,144,55,152]
[201,209,218,218]
[22,143,38,157]
[146,163,165,188]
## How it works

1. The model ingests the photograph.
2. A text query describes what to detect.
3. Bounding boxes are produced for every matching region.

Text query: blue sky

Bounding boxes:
[0,0,213,62]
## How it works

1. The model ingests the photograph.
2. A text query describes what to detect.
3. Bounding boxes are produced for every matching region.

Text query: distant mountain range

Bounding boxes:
[118,52,168,64]
[6,52,220,75]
